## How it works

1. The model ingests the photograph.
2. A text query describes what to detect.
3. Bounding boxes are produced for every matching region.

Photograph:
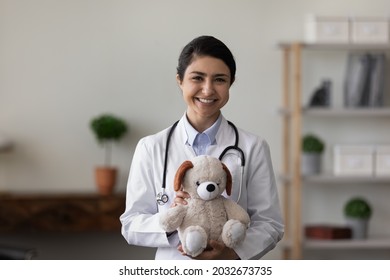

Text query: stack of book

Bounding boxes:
[344,53,386,107]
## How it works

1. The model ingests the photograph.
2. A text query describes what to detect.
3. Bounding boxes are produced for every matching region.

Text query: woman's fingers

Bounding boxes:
[172,190,190,206]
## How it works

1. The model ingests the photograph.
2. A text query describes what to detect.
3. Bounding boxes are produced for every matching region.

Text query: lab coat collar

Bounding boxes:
[178,113,231,147]
[183,113,222,146]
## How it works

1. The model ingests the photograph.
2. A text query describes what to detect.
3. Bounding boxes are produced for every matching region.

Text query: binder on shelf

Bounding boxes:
[344,53,386,107]
[368,54,385,107]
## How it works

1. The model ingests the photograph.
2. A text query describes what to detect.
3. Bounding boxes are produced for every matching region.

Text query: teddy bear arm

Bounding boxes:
[223,199,250,225]
[159,205,187,233]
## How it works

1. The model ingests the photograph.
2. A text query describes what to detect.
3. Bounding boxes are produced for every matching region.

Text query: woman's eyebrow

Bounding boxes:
[189,71,206,76]
[190,71,229,77]
[214,73,229,78]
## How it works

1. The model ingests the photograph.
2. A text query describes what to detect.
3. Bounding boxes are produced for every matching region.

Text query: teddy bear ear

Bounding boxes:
[174,160,194,191]
[221,162,232,196]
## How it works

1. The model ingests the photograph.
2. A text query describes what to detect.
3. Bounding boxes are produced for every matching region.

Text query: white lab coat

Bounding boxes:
[120,114,284,260]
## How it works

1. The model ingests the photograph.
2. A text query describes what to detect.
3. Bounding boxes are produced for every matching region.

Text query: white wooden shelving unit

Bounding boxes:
[278,42,390,260]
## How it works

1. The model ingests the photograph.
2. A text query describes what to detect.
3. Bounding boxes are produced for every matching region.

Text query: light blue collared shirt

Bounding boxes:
[183,114,222,156]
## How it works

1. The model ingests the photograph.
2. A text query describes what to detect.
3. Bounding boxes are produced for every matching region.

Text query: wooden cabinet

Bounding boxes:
[278,42,390,259]
[0,194,125,232]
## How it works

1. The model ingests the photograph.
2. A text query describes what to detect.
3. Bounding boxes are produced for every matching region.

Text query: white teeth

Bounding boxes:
[198,98,214,104]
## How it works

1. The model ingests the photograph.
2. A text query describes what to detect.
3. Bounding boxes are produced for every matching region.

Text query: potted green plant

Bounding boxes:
[90,114,128,195]
[301,134,325,175]
[344,197,372,239]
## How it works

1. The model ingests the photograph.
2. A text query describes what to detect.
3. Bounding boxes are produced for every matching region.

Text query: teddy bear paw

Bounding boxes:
[183,226,207,257]
[222,219,247,248]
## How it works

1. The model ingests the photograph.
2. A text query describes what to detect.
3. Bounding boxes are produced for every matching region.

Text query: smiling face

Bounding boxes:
[177,55,231,131]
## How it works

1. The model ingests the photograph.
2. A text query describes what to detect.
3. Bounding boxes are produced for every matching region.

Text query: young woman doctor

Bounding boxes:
[120,36,284,260]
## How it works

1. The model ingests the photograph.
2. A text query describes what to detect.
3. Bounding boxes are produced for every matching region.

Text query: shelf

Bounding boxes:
[303,107,390,117]
[279,41,390,259]
[282,237,390,250]
[278,107,390,117]
[279,42,390,51]
[302,174,390,184]
[279,173,390,184]
[0,193,125,232]
[304,237,390,249]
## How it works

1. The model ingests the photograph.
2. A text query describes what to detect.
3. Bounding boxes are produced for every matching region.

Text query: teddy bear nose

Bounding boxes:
[206,184,215,192]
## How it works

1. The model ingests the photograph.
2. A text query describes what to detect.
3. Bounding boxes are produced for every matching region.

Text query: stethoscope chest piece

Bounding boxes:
[156,191,169,205]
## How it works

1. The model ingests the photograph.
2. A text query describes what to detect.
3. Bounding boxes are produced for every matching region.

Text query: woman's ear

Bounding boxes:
[176,74,183,88]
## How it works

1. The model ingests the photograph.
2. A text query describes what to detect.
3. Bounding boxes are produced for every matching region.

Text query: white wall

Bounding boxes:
[1,0,390,259]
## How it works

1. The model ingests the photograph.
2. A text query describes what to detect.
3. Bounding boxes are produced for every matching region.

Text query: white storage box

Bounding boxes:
[375,145,390,177]
[334,145,374,176]
[305,15,350,43]
[351,17,389,43]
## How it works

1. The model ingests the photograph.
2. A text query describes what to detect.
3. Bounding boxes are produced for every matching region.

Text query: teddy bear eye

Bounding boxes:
[196,181,200,186]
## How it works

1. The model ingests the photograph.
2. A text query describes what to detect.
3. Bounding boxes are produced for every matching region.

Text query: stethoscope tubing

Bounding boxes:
[157,120,245,205]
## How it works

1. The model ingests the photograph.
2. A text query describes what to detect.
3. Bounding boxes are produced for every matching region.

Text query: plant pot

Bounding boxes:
[346,217,369,239]
[301,152,321,175]
[95,167,117,195]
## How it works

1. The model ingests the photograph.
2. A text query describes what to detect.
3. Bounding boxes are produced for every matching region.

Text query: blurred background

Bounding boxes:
[1,0,390,260]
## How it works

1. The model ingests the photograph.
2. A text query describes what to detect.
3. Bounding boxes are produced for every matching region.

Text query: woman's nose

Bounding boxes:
[202,79,215,95]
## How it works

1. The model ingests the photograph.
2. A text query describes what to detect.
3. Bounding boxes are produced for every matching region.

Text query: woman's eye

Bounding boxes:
[215,78,227,83]
[191,76,203,81]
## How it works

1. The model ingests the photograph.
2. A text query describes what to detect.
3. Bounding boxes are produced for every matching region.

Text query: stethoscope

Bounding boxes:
[156,120,246,206]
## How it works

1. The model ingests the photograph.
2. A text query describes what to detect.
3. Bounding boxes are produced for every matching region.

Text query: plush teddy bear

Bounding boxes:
[159,155,250,257]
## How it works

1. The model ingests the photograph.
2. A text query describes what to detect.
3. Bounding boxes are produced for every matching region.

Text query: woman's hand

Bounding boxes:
[170,190,190,207]
[178,240,239,260]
